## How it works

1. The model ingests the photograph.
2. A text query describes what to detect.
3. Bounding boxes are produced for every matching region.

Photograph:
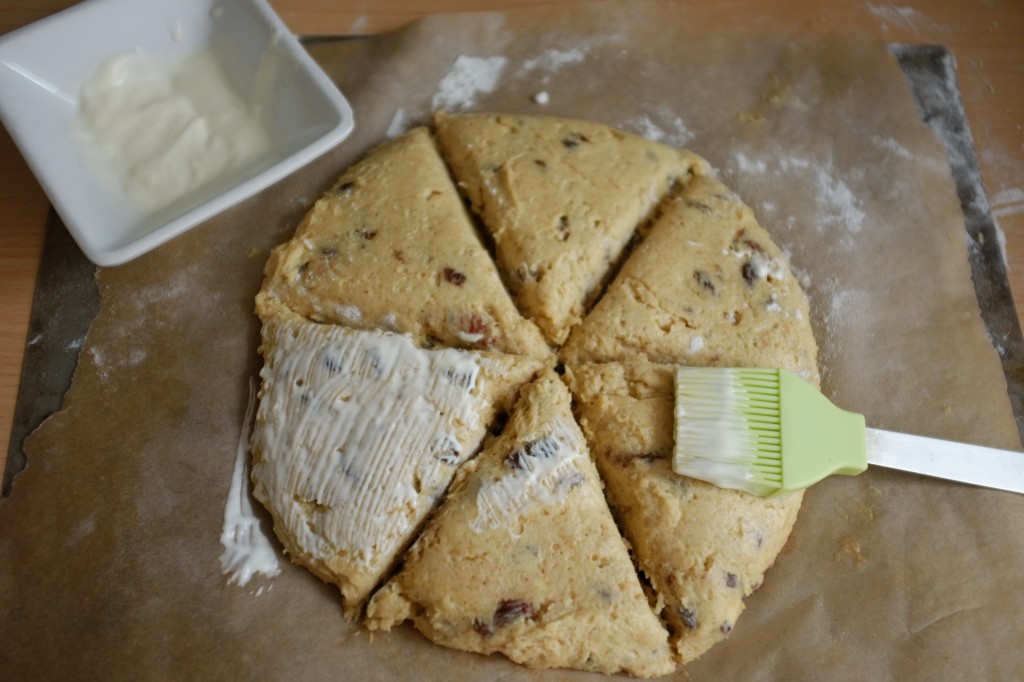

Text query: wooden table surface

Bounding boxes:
[1,1,1022,477]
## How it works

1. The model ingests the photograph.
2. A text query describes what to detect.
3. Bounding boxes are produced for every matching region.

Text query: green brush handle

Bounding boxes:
[778,370,868,494]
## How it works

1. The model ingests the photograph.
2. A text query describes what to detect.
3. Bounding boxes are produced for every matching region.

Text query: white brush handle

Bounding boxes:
[865,428,1024,494]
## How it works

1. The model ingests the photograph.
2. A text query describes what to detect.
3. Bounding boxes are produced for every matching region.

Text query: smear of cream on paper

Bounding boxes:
[220,380,281,589]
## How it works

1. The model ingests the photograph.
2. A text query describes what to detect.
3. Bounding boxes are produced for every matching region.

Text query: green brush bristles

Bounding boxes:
[673,367,868,496]
[673,368,786,496]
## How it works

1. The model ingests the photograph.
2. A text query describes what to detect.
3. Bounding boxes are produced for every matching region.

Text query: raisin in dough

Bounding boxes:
[366,370,675,678]
[566,361,804,662]
[250,317,544,618]
[435,111,708,346]
[560,173,819,381]
[256,127,551,360]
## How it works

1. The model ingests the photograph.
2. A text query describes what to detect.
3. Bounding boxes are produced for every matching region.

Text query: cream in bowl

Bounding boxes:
[0,0,354,266]
[76,49,272,216]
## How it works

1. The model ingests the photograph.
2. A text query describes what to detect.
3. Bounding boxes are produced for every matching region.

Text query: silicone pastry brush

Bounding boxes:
[672,367,1024,496]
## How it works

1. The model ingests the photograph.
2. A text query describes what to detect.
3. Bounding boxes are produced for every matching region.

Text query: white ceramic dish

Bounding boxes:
[0,0,354,266]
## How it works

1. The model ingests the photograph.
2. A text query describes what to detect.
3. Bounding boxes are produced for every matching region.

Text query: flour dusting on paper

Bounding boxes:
[519,47,587,77]
[992,188,1024,219]
[734,151,768,174]
[866,4,924,32]
[726,152,867,237]
[432,55,507,111]
[871,135,914,160]
[386,108,410,139]
[828,288,870,329]
[626,108,695,147]
[805,163,866,234]
[515,34,625,86]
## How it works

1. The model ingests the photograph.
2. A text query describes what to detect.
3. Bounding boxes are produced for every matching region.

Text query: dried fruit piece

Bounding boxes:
[443,267,467,286]
[493,599,537,627]
[694,270,717,294]
[472,619,493,639]
[612,452,665,467]
[741,261,756,285]
[561,132,589,149]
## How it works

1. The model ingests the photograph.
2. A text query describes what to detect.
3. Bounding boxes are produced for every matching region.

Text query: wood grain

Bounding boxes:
[2,0,1022,477]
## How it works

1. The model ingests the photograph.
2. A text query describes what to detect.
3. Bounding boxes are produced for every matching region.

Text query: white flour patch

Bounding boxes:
[871,135,914,160]
[985,192,1013,267]
[778,155,865,234]
[432,55,507,111]
[630,116,664,141]
[86,343,146,380]
[128,347,146,367]
[980,151,1024,265]
[778,156,812,172]
[626,108,694,147]
[991,188,1024,218]
[727,151,866,236]
[519,47,587,82]
[811,166,865,233]
[986,325,1008,357]
[981,148,1024,180]
[866,4,924,32]
[790,262,813,291]
[824,288,873,366]
[88,346,109,381]
[734,151,767,174]
[997,227,1008,267]
[348,15,368,33]
[516,35,622,83]
[386,107,410,139]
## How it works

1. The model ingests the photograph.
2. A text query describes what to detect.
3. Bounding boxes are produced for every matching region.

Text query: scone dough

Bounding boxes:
[257,127,551,360]
[565,360,803,662]
[560,172,820,662]
[253,115,823,674]
[560,173,819,381]
[250,317,543,617]
[435,111,708,346]
[366,371,676,678]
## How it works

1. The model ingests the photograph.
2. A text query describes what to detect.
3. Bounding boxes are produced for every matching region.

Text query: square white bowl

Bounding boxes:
[0,0,354,266]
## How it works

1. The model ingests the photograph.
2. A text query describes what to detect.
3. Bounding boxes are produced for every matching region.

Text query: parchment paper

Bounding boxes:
[3,1,1023,679]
